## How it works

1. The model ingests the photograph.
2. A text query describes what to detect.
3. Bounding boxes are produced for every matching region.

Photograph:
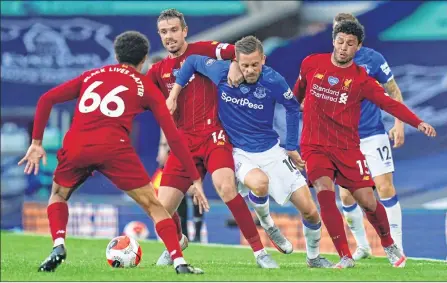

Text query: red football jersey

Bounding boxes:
[147,41,235,133]
[32,63,200,180]
[294,53,422,149]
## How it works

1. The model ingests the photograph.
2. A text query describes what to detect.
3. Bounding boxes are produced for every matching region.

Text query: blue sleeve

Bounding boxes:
[371,51,394,84]
[175,55,228,86]
[271,73,300,151]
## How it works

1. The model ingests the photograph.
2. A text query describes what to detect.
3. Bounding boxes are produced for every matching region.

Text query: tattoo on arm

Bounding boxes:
[384,78,404,103]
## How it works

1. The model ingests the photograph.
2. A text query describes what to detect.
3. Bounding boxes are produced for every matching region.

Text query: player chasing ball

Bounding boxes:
[18,31,207,275]
[294,20,436,268]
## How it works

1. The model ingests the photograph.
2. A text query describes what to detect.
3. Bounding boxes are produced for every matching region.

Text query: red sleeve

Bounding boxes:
[142,78,200,181]
[293,55,313,103]
[32,75,83,140]
[146,62,160,85]
[361,77,422,128]
[194,41,236,61]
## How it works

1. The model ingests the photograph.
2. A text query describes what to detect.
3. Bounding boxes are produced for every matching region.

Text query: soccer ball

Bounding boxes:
[106,235,142,268]
[123,221,149,240]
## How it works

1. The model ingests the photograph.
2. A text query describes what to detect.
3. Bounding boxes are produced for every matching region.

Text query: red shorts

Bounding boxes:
[54,143,150,191]
[161,127,234,194]
[301,144,374,193]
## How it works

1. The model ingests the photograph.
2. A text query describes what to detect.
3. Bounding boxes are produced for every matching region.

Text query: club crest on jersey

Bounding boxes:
[253,86,266,99]
[239,84,250,94]
[342,78,352,91]
[328,76,339,86]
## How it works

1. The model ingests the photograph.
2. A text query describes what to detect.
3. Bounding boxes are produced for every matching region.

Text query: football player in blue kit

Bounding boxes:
[167,36,334,268]
[333,13,406,260]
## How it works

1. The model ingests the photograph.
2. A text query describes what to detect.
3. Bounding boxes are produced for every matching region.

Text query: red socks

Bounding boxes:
[155,218,184,261]
[317,190,352,258]
[225,194,264,252]
[364,201,394,247]
[47,202,69,244]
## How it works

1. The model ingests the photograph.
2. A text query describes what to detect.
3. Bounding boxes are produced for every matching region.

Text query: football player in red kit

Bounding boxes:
[19,31,207,274]
[294,20,436,268]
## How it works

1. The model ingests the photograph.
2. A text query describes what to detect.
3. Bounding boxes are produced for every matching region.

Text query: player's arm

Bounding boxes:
[293,56,312,104]
[274,76,304,169]
[195,41,236,61]
[166,55,227,114]
[195,41,242,87]
[19,75,83,175]
[373,52,406,147]
[32,76,83,141]
[361,78,436,137]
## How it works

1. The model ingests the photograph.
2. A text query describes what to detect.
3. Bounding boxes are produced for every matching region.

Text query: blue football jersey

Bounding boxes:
[355,47,394,138]
[175,55,300,153]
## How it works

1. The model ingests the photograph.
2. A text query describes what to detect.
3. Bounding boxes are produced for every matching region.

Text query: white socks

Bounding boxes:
[381,195,403,252]
[173,257,187,268]
[302,219,322,259]
[53,237,65,247]
[248,191,274,229]
[342,203,371,249]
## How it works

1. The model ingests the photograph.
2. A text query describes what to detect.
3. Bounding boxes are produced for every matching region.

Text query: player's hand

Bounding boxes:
[389,121,405,148]
[166,96,177,115]
[190,179,210,214]
[286,150,305,171]
[227,61,244,88]
[18,144,47,175]
[417,122,437,137]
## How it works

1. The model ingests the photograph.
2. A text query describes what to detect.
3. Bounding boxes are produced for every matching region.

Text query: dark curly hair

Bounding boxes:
[332,20,365,44]
[114,31,150,66]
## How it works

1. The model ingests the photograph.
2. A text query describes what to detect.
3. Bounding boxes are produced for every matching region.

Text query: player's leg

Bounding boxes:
[374,173,403,252]
[360,134,401,252]
[288,186,333,268]
[301,145,354,268]
[336,147,405,267]
[192,201,203,242]
[350,187,405,267]
[177,197,189,240]
[339,186,372,260]
[207,143,278,268]
[125,184,202,274]
[38,147,92,272]
[100,147,202,274]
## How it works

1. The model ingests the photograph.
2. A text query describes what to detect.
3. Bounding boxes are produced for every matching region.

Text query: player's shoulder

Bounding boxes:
[188,41,218,53]
[262,65,286,84]
[361,46,386,63]
[302,53,331,67]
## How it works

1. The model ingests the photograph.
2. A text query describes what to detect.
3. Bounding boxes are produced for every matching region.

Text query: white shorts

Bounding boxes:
[233,142,307,205]
[360,133,395,178]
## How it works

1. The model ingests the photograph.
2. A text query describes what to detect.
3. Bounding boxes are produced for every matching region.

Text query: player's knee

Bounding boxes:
[246,171,269,196]
[375,182,396,198]
[50,183,72,202]
[339,188,356,206]
[356,194,377,212]
[216,181,237,202]
[302,207,320,223]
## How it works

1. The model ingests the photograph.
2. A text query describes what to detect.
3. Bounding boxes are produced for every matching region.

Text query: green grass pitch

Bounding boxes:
[1,231,445,281]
